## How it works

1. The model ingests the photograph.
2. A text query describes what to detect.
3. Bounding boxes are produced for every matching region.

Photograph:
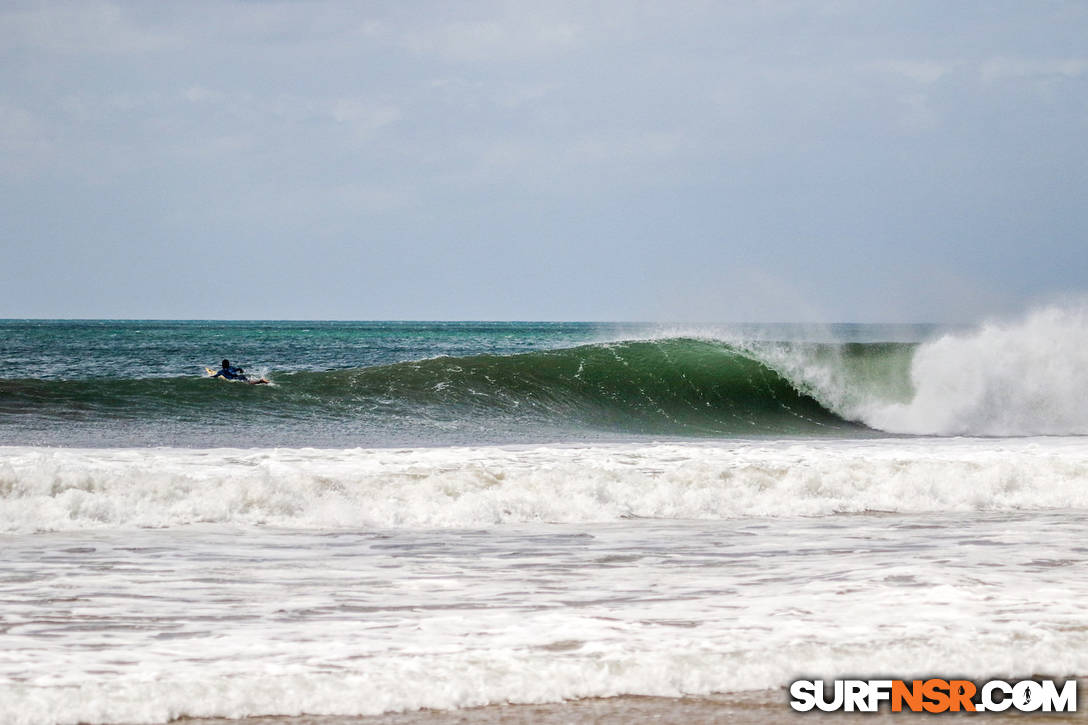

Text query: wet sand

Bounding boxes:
[184,686,1087,724]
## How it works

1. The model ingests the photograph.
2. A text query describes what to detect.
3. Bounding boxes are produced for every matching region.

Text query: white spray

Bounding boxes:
[860,305,1088,436]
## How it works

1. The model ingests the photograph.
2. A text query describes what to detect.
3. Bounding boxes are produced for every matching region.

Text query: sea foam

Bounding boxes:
[752,305,1088,437]
[2,438,1087,533]
[861,305,1088,435]
[3,512,1087,724]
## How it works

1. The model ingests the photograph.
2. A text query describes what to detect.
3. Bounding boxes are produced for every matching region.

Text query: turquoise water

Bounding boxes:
[0,320,936,446]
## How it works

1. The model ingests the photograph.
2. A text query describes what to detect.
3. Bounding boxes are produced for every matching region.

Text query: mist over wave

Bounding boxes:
[849,305,1088,435]
[711,304,1088,437]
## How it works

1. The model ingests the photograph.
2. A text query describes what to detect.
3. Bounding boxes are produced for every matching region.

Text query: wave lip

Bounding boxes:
[3,439,1088,533]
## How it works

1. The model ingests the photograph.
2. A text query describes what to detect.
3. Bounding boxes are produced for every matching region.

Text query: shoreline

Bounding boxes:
[179,686,1088,724]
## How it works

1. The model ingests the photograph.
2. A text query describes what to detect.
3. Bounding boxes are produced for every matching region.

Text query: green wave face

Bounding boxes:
[325,339,865,434]
[0,339,889,442]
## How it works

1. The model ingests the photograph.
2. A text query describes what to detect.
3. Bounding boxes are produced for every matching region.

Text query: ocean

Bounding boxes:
[2,311,1088,723]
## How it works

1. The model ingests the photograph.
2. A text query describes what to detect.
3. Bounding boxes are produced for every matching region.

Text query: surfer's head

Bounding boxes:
[221,359,230,369]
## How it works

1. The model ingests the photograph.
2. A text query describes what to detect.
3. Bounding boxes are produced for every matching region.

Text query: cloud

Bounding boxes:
[400,17,582,62]
[0,1,177,55]
[2,1,1087,320]
[330,99,401,136]
[870,60,952,85]
[896,92,939,132]
[0,102,54,174]
[443,128,690,193]
[980,57,1088,83]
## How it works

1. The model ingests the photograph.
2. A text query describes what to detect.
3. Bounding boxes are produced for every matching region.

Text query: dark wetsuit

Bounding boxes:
[213,366,248,381]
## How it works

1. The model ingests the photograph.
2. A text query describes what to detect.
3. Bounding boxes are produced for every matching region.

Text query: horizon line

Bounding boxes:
[0,317,961,325]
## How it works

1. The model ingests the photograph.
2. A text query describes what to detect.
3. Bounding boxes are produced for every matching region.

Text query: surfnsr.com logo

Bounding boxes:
[789,679,1077,713]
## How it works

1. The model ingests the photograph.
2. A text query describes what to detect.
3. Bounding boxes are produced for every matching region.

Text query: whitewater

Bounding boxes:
[3,438,1088,534]
[2,307,1087,724]
[763,305,1088,437]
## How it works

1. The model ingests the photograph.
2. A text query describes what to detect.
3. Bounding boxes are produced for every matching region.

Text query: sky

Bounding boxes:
[1,0,1086,322]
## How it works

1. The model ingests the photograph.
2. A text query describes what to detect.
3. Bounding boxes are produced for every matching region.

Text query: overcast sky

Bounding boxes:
[1,1,1086,321]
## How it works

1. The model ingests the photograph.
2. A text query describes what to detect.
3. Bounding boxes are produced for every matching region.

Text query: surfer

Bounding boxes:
[212,359,247,381]
[211,359,269,384]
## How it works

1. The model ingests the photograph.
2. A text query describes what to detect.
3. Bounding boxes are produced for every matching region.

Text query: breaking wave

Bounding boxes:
[2,305,1087,439]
